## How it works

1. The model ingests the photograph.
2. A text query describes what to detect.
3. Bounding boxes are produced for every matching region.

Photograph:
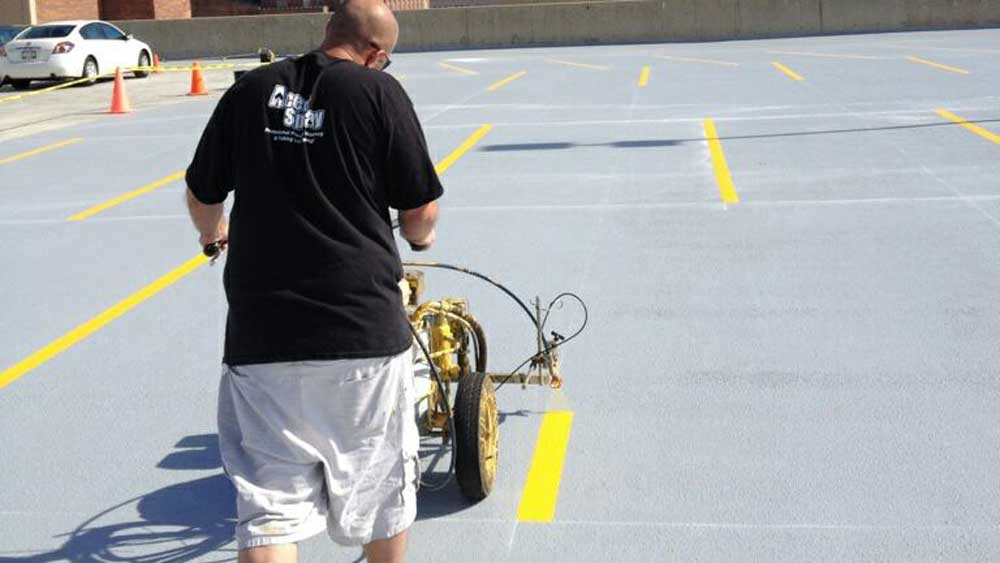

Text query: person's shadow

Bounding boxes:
[0,428,497,562]
[0,435,238,562]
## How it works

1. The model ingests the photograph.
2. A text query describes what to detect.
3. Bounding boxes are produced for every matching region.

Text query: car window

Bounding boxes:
[0,28,21,43]
[79,24,103,40]
[20,25,76,39]
[98,23,126,40]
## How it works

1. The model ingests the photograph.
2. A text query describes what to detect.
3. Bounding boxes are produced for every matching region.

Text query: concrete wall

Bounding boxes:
[0,0,35,25]
[36,0,99,23]
[113,0,1000,60]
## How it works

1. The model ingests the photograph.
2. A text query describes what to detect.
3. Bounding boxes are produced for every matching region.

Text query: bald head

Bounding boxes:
[325,0,399,55]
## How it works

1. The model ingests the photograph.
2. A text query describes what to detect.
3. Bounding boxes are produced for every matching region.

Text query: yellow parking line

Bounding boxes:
[434,124,493,175]
[2,122,485,391]
[935,109,1000,145]
[703,119,740,204]
[908,56,970,75]
[69,171,186,221]
[772,62,804,81]
[653,55,739,67]
[0,137,83,165]
[517,411,574,522]
[0,254,209,390]
[439,62,479,76]
[487,71,527,92]
[545,59,609,71]
[638,65,651,87]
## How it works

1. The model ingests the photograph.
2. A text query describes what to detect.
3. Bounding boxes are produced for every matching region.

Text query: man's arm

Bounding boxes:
[399,201,437,250]
[186,188,228,247]
[381,79,444,251]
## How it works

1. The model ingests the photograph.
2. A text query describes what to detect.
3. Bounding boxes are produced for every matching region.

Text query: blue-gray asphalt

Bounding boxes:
[1,29,999,562]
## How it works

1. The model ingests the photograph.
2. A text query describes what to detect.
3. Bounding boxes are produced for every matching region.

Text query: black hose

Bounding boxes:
[402,261,539,330]
[493,292,589,392]
[462,312,488,373]
[409,322,456,492]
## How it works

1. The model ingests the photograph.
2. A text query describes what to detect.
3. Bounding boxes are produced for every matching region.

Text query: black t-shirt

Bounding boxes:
[186,52,443,366]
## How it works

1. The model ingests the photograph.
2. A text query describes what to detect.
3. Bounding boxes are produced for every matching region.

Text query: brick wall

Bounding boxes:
[93,0,419,21]
[100,0,155,20]
[192,0,336,16]
[191,0,263,16]
[0,0,35,25]
[154,0,192,18]
[36,0,100,23]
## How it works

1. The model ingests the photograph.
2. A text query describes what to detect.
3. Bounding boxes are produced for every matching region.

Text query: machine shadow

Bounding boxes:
[0,434,237,563]
[0,427,520,561]
[415,408,535,520]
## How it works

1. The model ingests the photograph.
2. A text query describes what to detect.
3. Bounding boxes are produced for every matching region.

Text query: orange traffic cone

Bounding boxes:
[189,62,208,96]
[109,67,132,114]
[152,53,163,74]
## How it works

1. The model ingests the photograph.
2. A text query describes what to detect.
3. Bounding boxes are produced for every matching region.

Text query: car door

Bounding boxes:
[77,23,109,73]
[98,23,134,71]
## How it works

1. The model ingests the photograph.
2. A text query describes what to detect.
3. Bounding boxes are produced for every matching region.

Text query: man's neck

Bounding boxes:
[320,44,360,65]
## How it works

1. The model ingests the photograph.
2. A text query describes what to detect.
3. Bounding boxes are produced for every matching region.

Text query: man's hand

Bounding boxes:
[186,188,228,251]
[199,220,229,248]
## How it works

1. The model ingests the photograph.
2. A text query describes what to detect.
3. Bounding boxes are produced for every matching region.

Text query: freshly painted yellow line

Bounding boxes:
[638,65,651,87]
[772,62,804,81]
[438,62,479,76]
[517,411,574,522]
[0,137,83,165]
[703,119,740,204]
[0,254,209,390]
[434,124,493,175]
[935,109,1000,145]
[908,56,970,75]
[487,71,527,92]
[69,171,186,221]
[2,119,483,391]
[545,58,609,71]
[653,55,739,67]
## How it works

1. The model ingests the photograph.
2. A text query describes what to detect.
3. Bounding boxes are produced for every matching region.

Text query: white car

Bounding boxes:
[0,20,152,90]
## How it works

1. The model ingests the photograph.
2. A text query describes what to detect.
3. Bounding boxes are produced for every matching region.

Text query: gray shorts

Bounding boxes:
[217,351,419,549]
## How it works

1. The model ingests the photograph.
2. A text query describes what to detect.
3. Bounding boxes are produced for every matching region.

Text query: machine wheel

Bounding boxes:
[10,79,31,90]
[134,51,151,78]
[81,57,98,85]
[454,371,498,501]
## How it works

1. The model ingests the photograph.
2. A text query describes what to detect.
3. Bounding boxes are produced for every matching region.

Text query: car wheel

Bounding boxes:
[10,79,31,91]
[134,51,150,78]
[81,57,99,85]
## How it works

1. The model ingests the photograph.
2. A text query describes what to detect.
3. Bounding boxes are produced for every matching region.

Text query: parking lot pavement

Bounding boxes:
[1,29,999,562]
[0,58,257,142]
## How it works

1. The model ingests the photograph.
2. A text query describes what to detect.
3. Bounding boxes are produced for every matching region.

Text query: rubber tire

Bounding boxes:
[10,79,31,91]
[134,51,150,78]
[80,57,98,85]
[454,372,498,502]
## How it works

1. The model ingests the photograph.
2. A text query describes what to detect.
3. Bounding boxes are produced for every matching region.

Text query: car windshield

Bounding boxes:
[20,25,76,39]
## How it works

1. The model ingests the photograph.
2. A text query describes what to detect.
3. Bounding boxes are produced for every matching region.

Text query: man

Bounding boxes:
[184,2,441,562]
